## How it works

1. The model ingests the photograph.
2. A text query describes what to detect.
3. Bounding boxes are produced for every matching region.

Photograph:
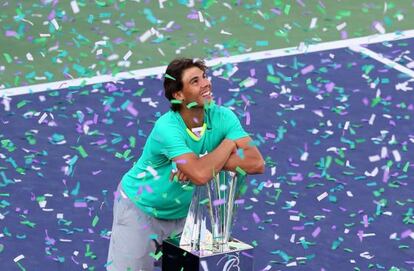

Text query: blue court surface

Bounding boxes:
[1,37,414,271]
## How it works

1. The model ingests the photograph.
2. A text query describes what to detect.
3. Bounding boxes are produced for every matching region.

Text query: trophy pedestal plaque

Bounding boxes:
[162,236,254,271]
[162,171,254,271]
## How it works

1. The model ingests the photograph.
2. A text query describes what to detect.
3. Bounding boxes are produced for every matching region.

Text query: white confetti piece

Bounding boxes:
[313,110,324,117]
[286,261,297,267]
[343,121,350,130]
[14,255,25,262]
[317,192,328,201]
[336,22,347,31]
[360,251,375,260]
[368,113,376,125]
[220,29,232,35]
[309,17,317,29]
[290,234,296,243]
[158,0,167,8]
[368,155,381,162]
[146,166,159,179]
[389,233,397,239]
[380,147,388,158]
[289,215,300,221]
[38,112,48,124]
[38,200,47,208]
[71,1,80,14]
[139,29,153,43]
[300,152,308,161]
[271,166,276,176]
[364,167,378,177]
[51,19,59,30]
[198,11,204,22]
[373,22,386,34]
[1,96,11,111]
[392,150,401,162]
[123,50,132,61]
[26,53,33,61]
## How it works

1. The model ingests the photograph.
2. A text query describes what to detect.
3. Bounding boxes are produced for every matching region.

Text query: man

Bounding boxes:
[107,58,264,271]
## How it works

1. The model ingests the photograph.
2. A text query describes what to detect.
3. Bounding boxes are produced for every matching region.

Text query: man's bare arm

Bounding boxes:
[222,137,265,174]
[172,139,236,185]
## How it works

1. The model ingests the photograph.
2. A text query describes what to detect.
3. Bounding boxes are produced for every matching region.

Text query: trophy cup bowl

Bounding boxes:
[162,171,254,271]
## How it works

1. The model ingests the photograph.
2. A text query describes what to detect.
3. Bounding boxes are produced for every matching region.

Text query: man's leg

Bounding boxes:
[107,187,157,271]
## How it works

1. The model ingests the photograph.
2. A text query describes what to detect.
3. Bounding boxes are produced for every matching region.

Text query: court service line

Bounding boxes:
[349,45,414,79]
[2,29,414,97]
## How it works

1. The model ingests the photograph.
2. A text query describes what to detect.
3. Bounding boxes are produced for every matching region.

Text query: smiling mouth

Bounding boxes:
[201,90,212,98]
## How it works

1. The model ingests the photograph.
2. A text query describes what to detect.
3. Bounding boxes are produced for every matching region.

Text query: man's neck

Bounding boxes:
[179,107,204,129]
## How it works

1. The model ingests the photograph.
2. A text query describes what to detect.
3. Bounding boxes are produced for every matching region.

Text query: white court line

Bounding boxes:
[2,29,414,97]
[349,45,414,78]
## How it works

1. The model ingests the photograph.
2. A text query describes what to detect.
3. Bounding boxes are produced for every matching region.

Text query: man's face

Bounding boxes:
[175,66,212,109]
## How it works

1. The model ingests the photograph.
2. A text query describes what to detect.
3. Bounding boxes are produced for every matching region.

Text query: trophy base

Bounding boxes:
[162,236,254,271]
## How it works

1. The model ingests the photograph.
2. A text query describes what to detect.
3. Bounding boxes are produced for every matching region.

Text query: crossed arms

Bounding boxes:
[170,137,265,185]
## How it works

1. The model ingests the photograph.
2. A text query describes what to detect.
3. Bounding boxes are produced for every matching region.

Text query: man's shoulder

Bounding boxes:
[208,103,235,119]
[155,110,176,125]
[153,111,182,132]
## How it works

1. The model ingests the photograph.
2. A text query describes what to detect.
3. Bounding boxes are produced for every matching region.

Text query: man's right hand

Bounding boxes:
[169,168,190,183]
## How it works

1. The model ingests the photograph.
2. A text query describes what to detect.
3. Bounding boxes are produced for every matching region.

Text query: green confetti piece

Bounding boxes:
[92,215,99,227]
[271,250,291,262]
[16,262,26,271]
[0,244,4,253]
[70,181,80,196]
[120,100,131,110]
[328,195,337,203]
[266,75,280,84]
[20,220,36,228]
[149,251,163,260]
[403,162,410,173]
[171,99,182,104]
[3,53,12,63]
[284,4,291,15]
[186,102,198,109]
[76,146,88,158]
[235,166,246,176]
[95,0,108,7]
[16,100,29,109]
[104,261,113,268]
[256,40,269,46]
[165,73,176,81]
[331,237,343,250]
[200,198,209,205]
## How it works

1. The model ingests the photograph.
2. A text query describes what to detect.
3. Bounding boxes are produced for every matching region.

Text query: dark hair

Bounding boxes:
[163,58,208,111]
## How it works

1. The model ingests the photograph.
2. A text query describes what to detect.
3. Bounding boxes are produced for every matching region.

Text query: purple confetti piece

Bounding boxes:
[74,202,87,208]
[325,82,335,92]
[127,104,139,117]
[301,65,314,75]
[363,215,369,228]
[213,199,225,206]
[245,111,250,125]
[312,227,321,237]
[5,30,18,37]
[252,212,260,224]
[401,229,412,239]
[235,199,245,205]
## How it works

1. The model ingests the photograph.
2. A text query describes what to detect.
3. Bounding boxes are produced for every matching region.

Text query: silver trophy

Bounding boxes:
[163,171,254,271]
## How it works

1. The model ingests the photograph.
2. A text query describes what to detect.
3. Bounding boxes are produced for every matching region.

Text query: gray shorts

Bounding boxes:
[106,184,186,271]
